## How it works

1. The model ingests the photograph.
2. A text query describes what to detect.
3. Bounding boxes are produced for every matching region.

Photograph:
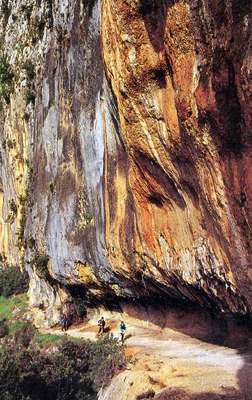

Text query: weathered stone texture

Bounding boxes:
[0,0,251,322]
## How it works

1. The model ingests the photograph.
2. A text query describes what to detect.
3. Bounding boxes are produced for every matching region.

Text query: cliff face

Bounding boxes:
[0,0,251,324]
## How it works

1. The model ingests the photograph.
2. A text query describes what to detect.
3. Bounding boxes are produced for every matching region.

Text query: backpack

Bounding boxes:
[120,323,126,331]
[98,318,105,327]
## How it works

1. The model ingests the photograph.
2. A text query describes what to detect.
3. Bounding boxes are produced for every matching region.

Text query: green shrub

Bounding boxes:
[88,335,127,390]
[14,324,37,349]
[0,55,14,104]
[0,265,29,298]
[0,334,126,400]
[0,294,27,321]
[36,333,61,345]
[8,320,29,336]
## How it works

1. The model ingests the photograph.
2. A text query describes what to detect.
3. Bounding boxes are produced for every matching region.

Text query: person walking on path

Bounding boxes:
[98,316,106,335]
[63,314,70,332]
[60,313,67,332]
[119,320,126,344]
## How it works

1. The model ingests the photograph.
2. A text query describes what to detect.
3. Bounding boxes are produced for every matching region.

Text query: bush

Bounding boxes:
[0,334,126,400]
[0,55,14,104]
[0,265,29,298]
[88,335,126,390]
[14,323,36,348]
[0,318,9,338]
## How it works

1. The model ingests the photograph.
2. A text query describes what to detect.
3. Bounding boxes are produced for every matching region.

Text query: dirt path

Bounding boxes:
[44,311,252,400]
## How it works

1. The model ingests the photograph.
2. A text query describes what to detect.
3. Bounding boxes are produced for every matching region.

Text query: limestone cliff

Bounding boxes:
[0,0,251,325]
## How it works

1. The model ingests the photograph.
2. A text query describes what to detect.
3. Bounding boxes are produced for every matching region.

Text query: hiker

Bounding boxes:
[63,314,69,332]
[98,316,106,335]
[60,313,70,332]
[59,313,66,332]
[119,320,126,344]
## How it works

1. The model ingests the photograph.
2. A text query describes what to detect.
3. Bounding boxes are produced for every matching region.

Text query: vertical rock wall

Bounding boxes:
[101,0,252,312]
[0,0,251,323]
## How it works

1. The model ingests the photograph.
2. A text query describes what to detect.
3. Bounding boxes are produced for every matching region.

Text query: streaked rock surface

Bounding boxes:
[0,0,251,322]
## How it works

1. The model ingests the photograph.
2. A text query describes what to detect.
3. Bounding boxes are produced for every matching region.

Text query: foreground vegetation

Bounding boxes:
[0,293,28,335]
[0,331,126,400]
[0,265,126,399]
[0,293,61,343]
